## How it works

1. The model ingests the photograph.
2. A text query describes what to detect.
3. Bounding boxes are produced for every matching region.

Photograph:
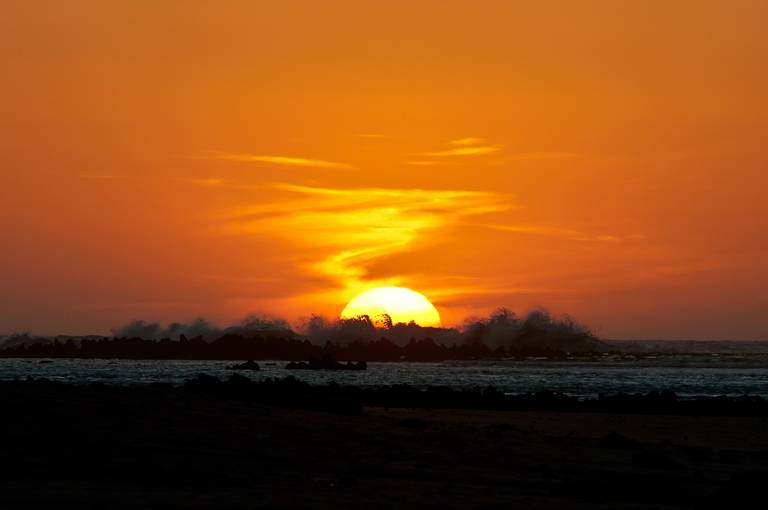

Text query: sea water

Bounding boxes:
[1,356,768,398]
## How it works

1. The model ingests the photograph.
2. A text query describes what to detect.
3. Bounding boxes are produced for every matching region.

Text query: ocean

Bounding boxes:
[2,355,768,398]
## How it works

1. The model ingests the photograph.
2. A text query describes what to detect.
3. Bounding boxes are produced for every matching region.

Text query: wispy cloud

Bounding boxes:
[413,138,503,158]
[413,139,580,162]
[449,137,487,146]
[223,184,509,291]
[405,160,462,166]
[483,223,622,243]
[210,152,355,170]
[416,145,503,157]
[217,180,637,313]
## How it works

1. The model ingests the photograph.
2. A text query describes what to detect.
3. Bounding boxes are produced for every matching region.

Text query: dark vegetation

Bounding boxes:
[1,377,766,509]
[0,308,607,360]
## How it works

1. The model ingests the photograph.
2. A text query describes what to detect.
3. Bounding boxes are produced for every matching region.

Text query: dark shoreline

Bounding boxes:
[0,333,603,361]
[8,374,768,417]
[2,377,767,508]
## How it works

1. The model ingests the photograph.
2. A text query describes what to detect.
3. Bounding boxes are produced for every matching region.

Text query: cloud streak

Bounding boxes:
[449,137,487,146]
[405,160,462,166]
[412,138,503,158]
[483,223,622,243]
[211,152,355,170]
[416,145,503,157]
[224,184,509,291]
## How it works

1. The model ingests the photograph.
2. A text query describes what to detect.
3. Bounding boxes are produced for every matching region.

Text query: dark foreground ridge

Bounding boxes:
[1,377,766,509]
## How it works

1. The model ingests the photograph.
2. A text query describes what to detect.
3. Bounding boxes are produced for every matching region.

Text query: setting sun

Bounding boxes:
[341,287,441,327]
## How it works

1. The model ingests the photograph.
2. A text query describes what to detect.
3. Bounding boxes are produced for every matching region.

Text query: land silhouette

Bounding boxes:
[2,309,766,508]
[0,308,607,360]
[1,376,766,509]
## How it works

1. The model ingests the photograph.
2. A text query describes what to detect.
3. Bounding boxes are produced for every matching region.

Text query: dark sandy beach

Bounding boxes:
[1,379,767,509]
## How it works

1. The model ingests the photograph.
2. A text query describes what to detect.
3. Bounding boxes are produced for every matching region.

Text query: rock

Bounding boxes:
[226,360,261,370]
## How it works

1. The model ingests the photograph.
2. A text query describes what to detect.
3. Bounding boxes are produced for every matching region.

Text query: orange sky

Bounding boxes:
[1,1,766,339]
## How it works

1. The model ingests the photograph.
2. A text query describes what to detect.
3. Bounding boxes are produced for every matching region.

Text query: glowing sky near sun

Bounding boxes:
[1,1,766,339]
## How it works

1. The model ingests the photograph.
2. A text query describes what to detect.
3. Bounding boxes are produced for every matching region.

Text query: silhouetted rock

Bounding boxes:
[226,360,261,370]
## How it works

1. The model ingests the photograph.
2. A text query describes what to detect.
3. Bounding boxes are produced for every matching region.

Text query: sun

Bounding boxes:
[341,286,441,327]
